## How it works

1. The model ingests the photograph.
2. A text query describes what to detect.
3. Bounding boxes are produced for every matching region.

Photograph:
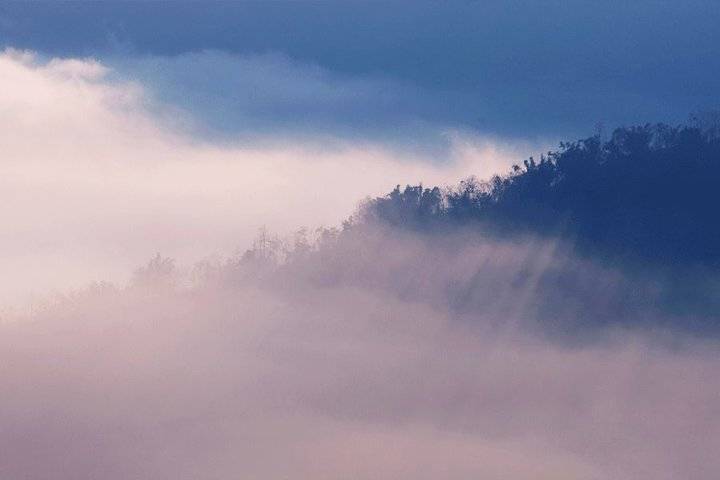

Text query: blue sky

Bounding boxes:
[3,1,719,148]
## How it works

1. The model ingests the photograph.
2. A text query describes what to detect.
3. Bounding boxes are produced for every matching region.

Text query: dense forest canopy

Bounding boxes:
[360,122,720,269]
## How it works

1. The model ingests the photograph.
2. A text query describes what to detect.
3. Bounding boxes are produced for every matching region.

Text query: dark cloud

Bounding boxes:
[110,51,459,155]
[2,1,718,141]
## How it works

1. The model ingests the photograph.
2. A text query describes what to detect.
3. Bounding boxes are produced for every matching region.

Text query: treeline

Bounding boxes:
[360,122,720,268]
[116,120,720,330]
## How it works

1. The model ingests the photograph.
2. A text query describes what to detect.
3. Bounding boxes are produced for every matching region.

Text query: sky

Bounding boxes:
[2,1,719,144]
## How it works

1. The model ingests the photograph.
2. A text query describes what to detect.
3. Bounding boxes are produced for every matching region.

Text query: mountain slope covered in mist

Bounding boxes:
[179,122,718,334]
[4,122,720,480]
[348,122,720,326]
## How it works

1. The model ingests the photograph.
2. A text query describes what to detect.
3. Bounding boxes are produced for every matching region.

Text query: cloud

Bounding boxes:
[1,226,719,479]
[109,50,513,157]
[0,49,533,305]
[3,2,719,139]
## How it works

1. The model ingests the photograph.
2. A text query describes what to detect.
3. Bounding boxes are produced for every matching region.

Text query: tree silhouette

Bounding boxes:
[360,123,720,268]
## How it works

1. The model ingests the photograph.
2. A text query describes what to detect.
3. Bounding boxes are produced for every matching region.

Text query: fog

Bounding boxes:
[2,223,719,480]
[0,48,531,305]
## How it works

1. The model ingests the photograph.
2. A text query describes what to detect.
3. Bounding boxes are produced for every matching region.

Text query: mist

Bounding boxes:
[0,48,533,306]
[2,220,719,480]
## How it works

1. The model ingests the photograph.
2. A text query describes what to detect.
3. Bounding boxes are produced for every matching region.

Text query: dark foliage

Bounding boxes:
[361,123,720,269]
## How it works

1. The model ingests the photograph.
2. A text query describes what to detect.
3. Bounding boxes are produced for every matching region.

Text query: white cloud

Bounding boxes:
[0,49,530,305]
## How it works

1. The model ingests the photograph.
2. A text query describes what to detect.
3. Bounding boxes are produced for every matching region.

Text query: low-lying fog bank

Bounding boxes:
[3,224,719,480]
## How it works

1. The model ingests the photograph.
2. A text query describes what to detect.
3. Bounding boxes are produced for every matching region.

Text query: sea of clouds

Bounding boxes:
[3,226,720,480]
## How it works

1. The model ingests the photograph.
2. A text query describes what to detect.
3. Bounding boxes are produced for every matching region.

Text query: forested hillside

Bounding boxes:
[362,123,720,269]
